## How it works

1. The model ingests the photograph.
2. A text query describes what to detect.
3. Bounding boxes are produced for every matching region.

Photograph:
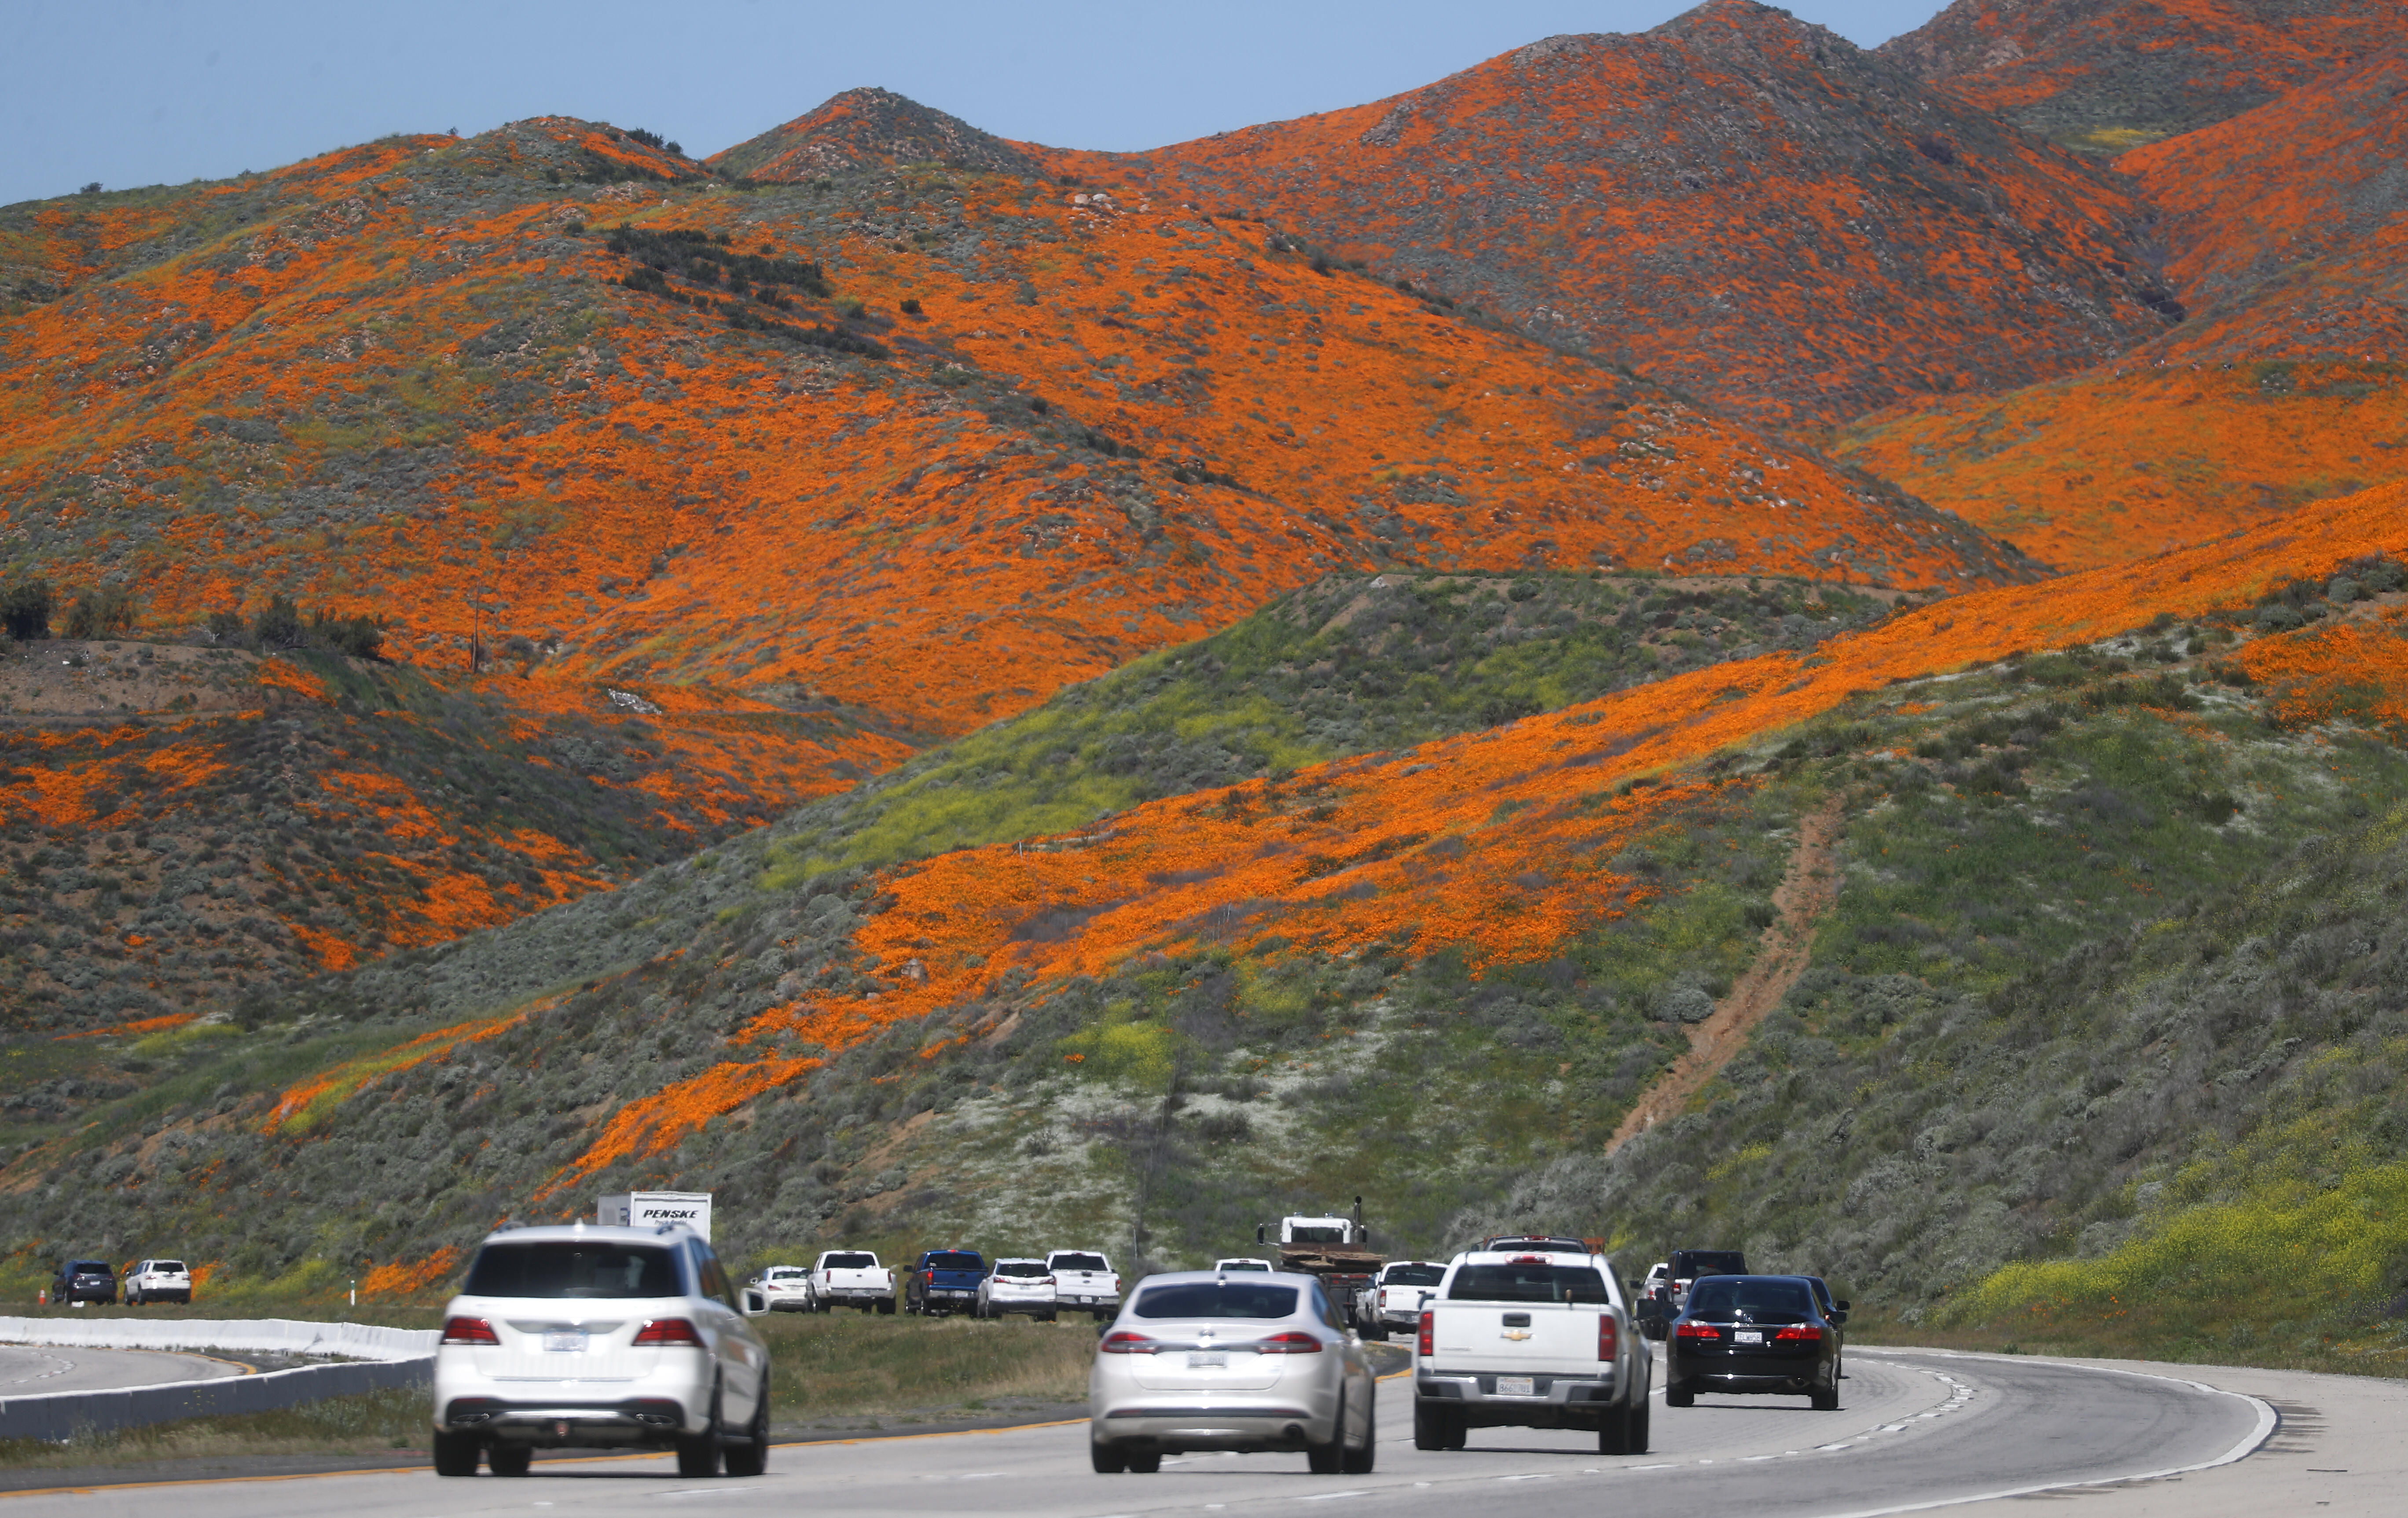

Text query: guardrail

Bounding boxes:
[0,1317,437,1442]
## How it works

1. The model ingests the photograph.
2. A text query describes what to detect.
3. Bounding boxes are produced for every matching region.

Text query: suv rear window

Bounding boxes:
[464,1242,681,1299]
[1674,1250,1748,1277]
[152,1261,186,1273]
[995,1261,1050,1277]
[822,1252,877,1269]
[1687,1278,1813,1322]
[70,1261,110,1274]
[1051,1252,1109,1272]
[925,1252,983,1271]
[1385,1264,1446,1286]
[1448,1264,1609,1303]
[1135,1281,1299,1319]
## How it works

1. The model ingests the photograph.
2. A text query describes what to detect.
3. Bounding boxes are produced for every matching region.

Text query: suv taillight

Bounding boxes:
[1599,1313,1619,1361]
[634,1317,703,1346]
[1099,1331,1155,1354]
[440,1316,499,1345]
[1417,1310,1434,1356]
[1255,1331,1323,1354]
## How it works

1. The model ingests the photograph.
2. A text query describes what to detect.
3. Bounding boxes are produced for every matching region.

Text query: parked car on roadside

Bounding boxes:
[123,1259,192,1306]
[430,1223,773,1479]
[750,1265,814,1313]
[1047,1249,1122,1318]
[807,1249,896,1313]
[51,1259,116,1306]
[1089,1270,1376,1475]
[1412,1243,1651,1455]
[977,1258,1057,1320]
[1663,1273,1844,1411]
[1359,1259,1446,1341]
[905,1248,987,1316]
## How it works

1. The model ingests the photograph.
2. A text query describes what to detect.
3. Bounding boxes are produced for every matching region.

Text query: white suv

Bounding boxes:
[125,1259,193,1305]
[432,1223,772,1478]
[979,1258,1058,1320]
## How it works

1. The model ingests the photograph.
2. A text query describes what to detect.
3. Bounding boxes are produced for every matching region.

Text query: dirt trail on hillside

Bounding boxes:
[1608,797,1844,1153]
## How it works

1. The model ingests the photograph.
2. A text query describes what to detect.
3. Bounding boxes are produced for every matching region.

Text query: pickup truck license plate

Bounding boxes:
[542,1332,587,1353]
[1734,1330,1764,1345]
[1187,1352,1227,1368]
[1496,1376,1536,1396]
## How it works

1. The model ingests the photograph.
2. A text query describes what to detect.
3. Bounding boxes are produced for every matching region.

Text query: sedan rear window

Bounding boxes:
[1448,1264,1610,1304]
[1135,1281,1299,1319]
[822,1253,877,1269]
[995,1261,1050,1277]
[1052,1253,1109,1272]
[464,1243,681,1299]
[925,1252,984,1271]
[1687,1278,1814,1322]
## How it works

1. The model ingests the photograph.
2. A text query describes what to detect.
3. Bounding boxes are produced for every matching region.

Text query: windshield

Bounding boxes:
[1287,1225,1349,1244]
[1052,1253,1109,1272]
[925,1252,984,1271]
[1687,1278,1814,1323]
[1675,1251,1747,1278]
[1135,1281,1299,1320]
[995,1261,1049,1277]
[1448,1264,1609,1304]
[463,1242,681,1299]
[822,1252,877,1269]
[1385,1264,1445,1286]
[1219,1260,1270,1271]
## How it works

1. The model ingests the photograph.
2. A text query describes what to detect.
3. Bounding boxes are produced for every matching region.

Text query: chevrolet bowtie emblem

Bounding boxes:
[1502,1329,1533,1340]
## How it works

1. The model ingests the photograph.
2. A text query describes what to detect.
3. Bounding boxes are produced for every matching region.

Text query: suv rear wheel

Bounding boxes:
[723,1388,770,1477]
[488,1444,532,1477]
[676,1390,723,1478]
[432,1431,481,1478]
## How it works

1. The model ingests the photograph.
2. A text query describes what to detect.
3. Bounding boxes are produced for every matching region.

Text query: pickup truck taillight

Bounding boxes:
[440,1316,499,1345]
[1099,1331,1156,1354]
[925,1270,936,1283]
[1254,1331,1323,1354]
[1598,1313,1619,1361]
[1674,1320,1718,1341]
[1417,1310,1434,1356]
[634,1317,703,1346]
[1773,1325,1824,1343]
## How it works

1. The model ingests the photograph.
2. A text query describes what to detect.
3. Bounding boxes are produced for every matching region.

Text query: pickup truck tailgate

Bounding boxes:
[1430,1303,1600,1368]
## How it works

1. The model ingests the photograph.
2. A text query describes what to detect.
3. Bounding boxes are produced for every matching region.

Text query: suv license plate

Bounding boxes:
[1734,1330,1764,1345]
[1188,1352,1227,1368]
[1496,1376,1536,1397]
[543,1332,587,1353]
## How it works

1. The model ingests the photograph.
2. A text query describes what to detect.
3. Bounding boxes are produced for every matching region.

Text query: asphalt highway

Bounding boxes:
[0,1347,2287,1518]
[0,1344,245,1397]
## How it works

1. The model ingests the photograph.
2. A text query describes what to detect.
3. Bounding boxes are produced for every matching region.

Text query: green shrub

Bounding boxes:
[0,576,54,639]
[251,595,304,649]
[60,585,137,638]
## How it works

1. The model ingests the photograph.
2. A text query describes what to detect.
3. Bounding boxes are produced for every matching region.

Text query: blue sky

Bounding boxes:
[7,0,1949,207]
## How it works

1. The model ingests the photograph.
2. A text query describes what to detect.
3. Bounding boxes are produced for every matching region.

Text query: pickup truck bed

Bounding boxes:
[1413,1250,1651,1456]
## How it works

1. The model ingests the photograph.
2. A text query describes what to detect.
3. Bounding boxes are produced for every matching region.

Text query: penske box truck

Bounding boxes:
[597,1190,713,1240]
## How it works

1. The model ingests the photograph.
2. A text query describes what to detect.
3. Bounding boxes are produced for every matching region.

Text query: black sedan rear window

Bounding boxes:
[925,1252,984,1271]
[464,1243,681,1298]
[1449,1264,1609,1303]
[1135,1281,1299,1319]
[1687,1278,1814,1322]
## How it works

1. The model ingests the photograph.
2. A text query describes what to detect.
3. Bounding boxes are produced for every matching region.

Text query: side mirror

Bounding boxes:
[1830,1309,1850,1325]
[1255,1225,1267,1245]
[741,1288,769,1318]
[1835,1300,1852,1313]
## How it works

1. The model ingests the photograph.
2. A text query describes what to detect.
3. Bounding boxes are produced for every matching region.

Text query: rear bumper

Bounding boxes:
[1670,1351,1826,1393]
[1093,1404,1335,1452]
[439,1397,696,1446]
[1416,1370,1622,1429]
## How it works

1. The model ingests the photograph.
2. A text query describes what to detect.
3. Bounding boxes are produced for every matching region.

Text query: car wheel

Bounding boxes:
[488,1444,532,1477]
[1412,1402,1449,1451]
[676,1390,724,1478]
[1362,1321,1387,1342]
[1599,1401,1637,1456]
[1342,1384,1376,1474]
[876,1298,895,1315]
[1126,1450,1162,1474]
[1307,1388,1347,1474]
[723,1386,770,1477]
[1666,1382,1695,1408]
[1631,1393,1650,1452]
[432,1431,481,1477]
[1090,1442,1127,1474]
[1811,1385,1840,1411]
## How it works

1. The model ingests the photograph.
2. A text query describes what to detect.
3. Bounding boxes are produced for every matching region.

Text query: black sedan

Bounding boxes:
[1663,1274,1846,1410]
[51,1258,117,1306]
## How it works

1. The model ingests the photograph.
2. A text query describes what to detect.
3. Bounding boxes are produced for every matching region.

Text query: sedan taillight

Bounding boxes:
[1675,1320,1719,1340]
[1773,1325,1824,1343]
[1598,1313,1619,1361]
[1254,1331,1323,1354]
[440,1316,499,1345]
[634,1317,704,1346]
[1417,1310,1435,1356]
[1098,1331,1156,1354]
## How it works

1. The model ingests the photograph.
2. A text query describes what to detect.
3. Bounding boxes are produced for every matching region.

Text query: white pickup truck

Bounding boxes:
[1412,1245,1652,1455]
[1044,1249,1121,1318]
[808,1249,896,1313]
[1361,1259,1447,1340]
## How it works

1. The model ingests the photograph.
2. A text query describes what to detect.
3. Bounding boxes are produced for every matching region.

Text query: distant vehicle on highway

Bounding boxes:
[1635,1261,1673,1338]
[906,1248,987,1316]
[1214,1258,1274,1272]
[1664,1273,1844,1411]
[1046,1249,1122,1318]
[979,1258,1058,1320]
[1412,1242,1651,1455]
[431,1223,772,1478]
[808,1250,896,1313]
[51,1258,116,1306]
[1478,1235,1591,1254]
[1089,1270,1376,1475]
[1360,1259,1446,1341]
[750,1264,813,1313]
[124,1259,191,1306]
[1666,1247,1748,1310]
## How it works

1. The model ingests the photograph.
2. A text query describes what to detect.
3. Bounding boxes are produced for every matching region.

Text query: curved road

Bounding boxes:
[0,1348,2283,1517]
[0,1344,246,1397]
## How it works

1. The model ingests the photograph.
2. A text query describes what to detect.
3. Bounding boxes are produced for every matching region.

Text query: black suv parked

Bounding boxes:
[51,1258,117,1305]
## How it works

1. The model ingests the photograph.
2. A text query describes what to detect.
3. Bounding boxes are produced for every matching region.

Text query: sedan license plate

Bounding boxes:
[1495,1376,1537,1397]
[1187,1351,1228,1368]
[1734,1330,1764,1345]
[543,1332,587,1353]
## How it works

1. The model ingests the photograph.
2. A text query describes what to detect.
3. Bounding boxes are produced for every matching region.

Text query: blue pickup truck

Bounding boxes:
[905,1248,987,1316]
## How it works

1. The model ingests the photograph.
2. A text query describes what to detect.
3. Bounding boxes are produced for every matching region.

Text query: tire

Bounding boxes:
[488,1443,532,1478]
[1126,1450,1162,1474]
[875,1297,895,1316]
[723,1385,770,1477]
[1362,1322,1387,1342]
[1600,1400,1638,1456]
[1667,1384,1695,1408]
[1811,1385,1840,1411]
[1091,1442,1127,1474]
[1341,1384,1376,1474]
[1630,1393,1650,1453]
[1413,1402,1448,1451]
[432,1431,481,1477]
[676,1390,723,1478]
[1040,1310,1057,1324]
[1307,1388,1347,1474]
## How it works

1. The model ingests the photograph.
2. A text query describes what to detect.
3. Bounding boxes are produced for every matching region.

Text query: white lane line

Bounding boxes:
[1297,1489,1369,1500]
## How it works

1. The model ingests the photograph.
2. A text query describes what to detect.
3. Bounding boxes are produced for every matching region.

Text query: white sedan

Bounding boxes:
[1088,1269,1376,1476]
[753,1265,815,1313]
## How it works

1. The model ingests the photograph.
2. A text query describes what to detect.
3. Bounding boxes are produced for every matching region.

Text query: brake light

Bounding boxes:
[1418,1310,1434,1356]
[1773,1325,1824,1343]
[1254,1331,1323,1354]
[440,1316,498,1345]
[1675,1320,1718,1340]
[633,1317,703,1346]
[1598,1313,1619,1361]
[1099,1331,1155,1354]
[926,1269,936,1283]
